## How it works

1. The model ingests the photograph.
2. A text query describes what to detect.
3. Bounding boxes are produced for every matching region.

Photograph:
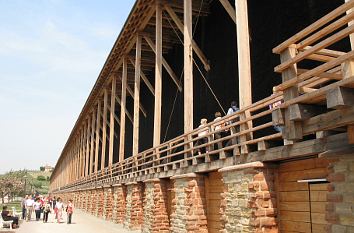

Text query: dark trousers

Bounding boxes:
[22,207,26,220]
[35,210,41,220]
[4,216,19,225]
[43,211,49,223]
[67,213,72,224]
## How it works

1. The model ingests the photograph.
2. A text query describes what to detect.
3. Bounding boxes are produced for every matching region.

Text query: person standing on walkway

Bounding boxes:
[21,195,28,220]
[34,198,42,221]
[55,197,64,223]
[43,201,51,223]
[25,195,34,221]
[66,199,74,224]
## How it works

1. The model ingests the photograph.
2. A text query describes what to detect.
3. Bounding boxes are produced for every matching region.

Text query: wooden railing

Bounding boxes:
[54,92,284,192]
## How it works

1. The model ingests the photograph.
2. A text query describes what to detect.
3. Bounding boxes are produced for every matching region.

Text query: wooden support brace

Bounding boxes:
[127,57,155,95]
[348,125,354,144]
[126,85,147,117]
[272,108,285,126]
[115,95,133,124]
[163,4,210,71]
[142,35,182,91]
[218,0,236,23]
[289,104,325,121]
[257,141,269,151]
[326,86,354,109]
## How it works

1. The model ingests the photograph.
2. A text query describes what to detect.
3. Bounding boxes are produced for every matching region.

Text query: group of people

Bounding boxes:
[0,195,76,227]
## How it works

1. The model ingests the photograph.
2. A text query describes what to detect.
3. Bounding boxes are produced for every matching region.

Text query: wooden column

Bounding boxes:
[235,0,252,109]
[80,129,84,177]
[346,0,354,47]
[109,77,117,166]
[184,0,193,134]
[119,58,128,162]
[133,35,142,156]
[85,117,91,176]
[101,89,108,171]
[90,111,95,174]
[154,2,162,147]
[95,101,101,173]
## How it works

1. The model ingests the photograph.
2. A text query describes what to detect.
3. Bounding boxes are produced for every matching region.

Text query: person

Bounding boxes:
[194,118,209,155]
[43,201,51,223]
[55,197,64,223]
[25,195,35,221]
[213,112,226,149]
[227,101,239,116]
[66,199,74,224]
[269,97,284,132]
[1,206,19,228]
[226,101,240,144]
[34,198,42,221]
[52,196,56,209]
[21,195,28,220]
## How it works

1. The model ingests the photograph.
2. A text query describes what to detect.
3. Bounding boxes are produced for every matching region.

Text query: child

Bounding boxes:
[43,201,51,223]
[66,200,74,224]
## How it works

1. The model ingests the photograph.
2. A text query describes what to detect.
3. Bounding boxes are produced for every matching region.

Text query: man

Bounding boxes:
[25,195,35,221]
[21,195,28,220]
[2,206,19,228]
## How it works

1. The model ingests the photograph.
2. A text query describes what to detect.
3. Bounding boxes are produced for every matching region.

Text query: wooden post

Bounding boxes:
[109,77,117,167]
[133,35,142,156]
[154,2,162,147]
[219,0,236,23]
[101,89,108,171]
[80,128,84,177]
[90,111,95,174]
[345,0,354,47]
[85,117,90,177]
[95,101,101,173]
[119,58,128,162]
[184,0,193,134]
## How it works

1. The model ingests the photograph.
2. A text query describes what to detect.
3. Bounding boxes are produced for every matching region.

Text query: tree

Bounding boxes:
[39,166,45,171]
[37,175,46,181]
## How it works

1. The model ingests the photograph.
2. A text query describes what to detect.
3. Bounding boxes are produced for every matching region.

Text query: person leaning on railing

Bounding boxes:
[225,101,240,145]
[194,118,209,156]
[213,112,227,149]
[269,96,284,132]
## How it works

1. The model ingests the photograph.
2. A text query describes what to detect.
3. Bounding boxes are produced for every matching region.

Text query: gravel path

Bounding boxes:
[3,210,139,233]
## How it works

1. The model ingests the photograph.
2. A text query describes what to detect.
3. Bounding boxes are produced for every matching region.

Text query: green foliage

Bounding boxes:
[39,166,45,171]
[37,175,46,181]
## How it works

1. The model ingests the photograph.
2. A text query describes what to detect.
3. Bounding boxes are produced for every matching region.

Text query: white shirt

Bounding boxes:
[25,199,35,207]
[213,117,223,131]
[34,202,41,210]
[198,124,208,137]
[55,202,63,210]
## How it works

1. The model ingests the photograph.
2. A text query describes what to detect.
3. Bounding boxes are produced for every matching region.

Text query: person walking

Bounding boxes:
[55,197,63,223]
[21,195,28,220]
[66,199,74,224]
[43,201,51,223]
[34,198,42,221]
[25,195,34,221]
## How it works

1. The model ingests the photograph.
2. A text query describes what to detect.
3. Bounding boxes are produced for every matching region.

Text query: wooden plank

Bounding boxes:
[279,220,311,232]
[279,210,311,222]
[312,223,328,233]
[279,158,315,172]
[163,3,210,71]
[348,124,354,144]
[310,191,327,202]
[118,66,126,161]
[310,183,328,191]
[311,213,327,224]
[279,168,328,182]
[311,202,327,213]
[279,191,310,202]
[277,182,309,192]
[101,89,108,171]
[218,0,236,23]
[108,76,116,167]
[279,202,310,212]
[326,86,354,109]
[154,2,162,147]
[133,35,142,156]
[289,104,324,121]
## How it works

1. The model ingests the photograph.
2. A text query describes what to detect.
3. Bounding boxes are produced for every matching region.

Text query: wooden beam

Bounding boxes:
[119,58,128,162]
[89,111,95,174]
[94,101,101,173]
[143,35,182,91]
[108,76,117,167]
[154,2,163,147]
[218,0,236,23]
[327,86,354,109]
[128,57,155,96]
[163,3,211,71]
[101,89,108,171]
[115,95,133,124]
[133,35,142,156]
[85,117,90,176]
[289,104,325,121]
[184,0,193,134]
[126,84,147,117]
[348,125,354,144]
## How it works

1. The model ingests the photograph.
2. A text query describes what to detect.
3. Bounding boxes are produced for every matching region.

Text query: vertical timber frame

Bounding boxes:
[85,115,91,177]
[109,76,117,168]
[184,0,193,157]
[153,1,162,147]
[119,58,128,162]
[90,110,95,174]
[133,35,142,157]
[101,89,108,172]
[95,101,101,173]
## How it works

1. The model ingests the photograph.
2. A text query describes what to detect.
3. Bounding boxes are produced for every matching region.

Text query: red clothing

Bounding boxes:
[67,203,74,214]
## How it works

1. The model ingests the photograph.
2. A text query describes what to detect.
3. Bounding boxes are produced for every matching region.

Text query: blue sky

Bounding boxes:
[0,0,135,174]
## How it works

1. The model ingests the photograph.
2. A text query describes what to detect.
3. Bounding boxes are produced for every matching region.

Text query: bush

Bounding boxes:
[39,167,45,171]
[37,175,46,181]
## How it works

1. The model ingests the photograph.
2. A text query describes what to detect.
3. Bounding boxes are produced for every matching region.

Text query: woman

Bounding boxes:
[33,198,42,221]
[55,197,64,223]
[43,201,51,223]
[1,206,19,228]
[66,199,74,224]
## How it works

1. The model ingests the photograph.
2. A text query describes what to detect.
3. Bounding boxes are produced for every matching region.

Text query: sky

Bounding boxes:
[0,0,135,174]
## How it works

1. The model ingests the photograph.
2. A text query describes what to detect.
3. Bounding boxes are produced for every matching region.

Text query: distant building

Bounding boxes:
[44,165,53,172]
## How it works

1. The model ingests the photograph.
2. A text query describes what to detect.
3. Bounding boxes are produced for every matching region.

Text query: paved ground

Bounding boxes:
[1,210,138,233]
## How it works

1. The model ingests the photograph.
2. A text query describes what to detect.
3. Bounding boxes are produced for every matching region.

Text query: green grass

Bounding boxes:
[0,201,22,212]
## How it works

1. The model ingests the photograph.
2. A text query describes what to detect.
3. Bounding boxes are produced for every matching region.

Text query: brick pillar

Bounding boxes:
[112,184,127,224]
[170,173,208,233]
[325,151,354,232]
[97,188,104,217]
[142,179,170,233]
[124,182,144,230]
[104,187,114,221]
[84,190,90,212]
[219,162,277,233]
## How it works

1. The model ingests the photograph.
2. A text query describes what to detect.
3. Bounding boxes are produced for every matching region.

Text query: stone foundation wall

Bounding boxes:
[124,183,144,230]
[97,188,104,217]
[170,173,208,233]
[326,152,354,233]
[113,185,127,224]
[105,187,114,221]
[219,162,277,233]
